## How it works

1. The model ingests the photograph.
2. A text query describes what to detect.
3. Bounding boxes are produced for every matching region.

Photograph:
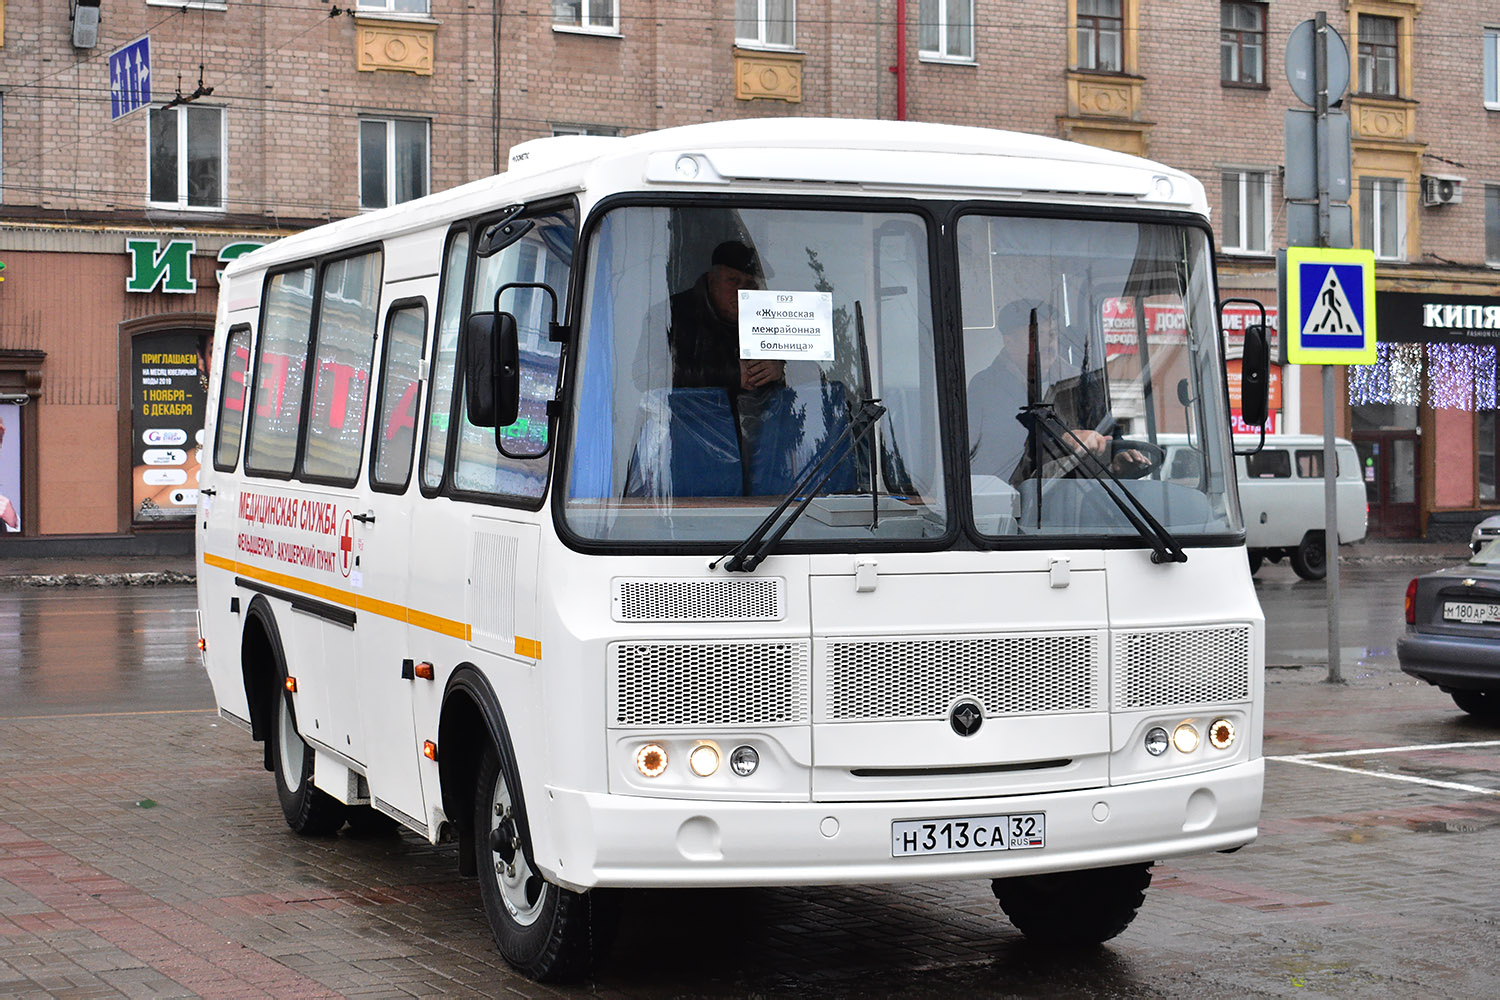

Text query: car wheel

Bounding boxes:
[1451,689,1500,722]
[271,670,347,835]
[1290,532,1327,581]
[992,863,1152,946]
[474,742,617,981]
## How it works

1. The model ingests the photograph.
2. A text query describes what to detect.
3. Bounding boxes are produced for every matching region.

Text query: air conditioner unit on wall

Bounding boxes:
[1422,174,1464,207]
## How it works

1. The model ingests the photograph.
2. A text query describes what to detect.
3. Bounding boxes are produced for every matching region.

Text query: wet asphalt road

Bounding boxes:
[1,561,1498,997]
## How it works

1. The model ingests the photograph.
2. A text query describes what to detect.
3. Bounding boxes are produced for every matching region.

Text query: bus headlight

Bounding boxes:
[1208,718,1236,750]
[1144,727,1170,756]
[1172,723,1200,754]
[635,743,668,777]
[688,743,720,777]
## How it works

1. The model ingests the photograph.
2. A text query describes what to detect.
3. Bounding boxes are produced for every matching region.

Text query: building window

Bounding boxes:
[918,0,974,62]
[149,105,224,210]
[1077,0,1123,72]
[1221,3,1265,85]
[360,118,429,210]
[1488,185,1500,266]
[357,0,429,14]
[1360,176,1405,260]
[1222,169,1270,254]
[1481,412,1498,503]
[1485,28,1500,109]
[553,0,617,33]
[551,123,621,137]
[1358,14,1399,96]
[736,0,794,48]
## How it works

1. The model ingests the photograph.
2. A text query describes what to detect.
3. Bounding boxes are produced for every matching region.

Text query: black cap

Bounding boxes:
[711,240,765,278]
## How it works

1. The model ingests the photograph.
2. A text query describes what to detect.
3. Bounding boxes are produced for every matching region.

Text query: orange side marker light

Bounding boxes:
[197,638,207,652]
[414,661,435,681]
[423,740,438,761]
[285,676,297,693]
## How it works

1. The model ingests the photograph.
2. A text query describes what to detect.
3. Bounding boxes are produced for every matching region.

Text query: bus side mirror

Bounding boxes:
[464,311,520,429]
[1239,323,1270,427]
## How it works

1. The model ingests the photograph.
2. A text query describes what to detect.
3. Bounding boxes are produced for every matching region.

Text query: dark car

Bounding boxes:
[1398,542,1500,720]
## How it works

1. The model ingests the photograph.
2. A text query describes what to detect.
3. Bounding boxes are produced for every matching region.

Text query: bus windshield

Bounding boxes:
[561,203,1240,547]
[563,204,946,544]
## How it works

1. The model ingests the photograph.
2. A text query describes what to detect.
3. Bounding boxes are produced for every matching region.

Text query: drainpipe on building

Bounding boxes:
[889,0,907,120]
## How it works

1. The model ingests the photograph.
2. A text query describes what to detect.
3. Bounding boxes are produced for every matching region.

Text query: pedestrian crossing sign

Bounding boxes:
[1284,246,1377,364]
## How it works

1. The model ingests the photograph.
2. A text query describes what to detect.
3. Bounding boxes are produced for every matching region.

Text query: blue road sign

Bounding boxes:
[1284,246,1377,364]
[110,36,152,121]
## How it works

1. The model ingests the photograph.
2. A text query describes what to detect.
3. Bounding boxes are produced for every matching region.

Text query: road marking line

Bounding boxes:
[1276,739,1500,761]
[1269,757,1500,796]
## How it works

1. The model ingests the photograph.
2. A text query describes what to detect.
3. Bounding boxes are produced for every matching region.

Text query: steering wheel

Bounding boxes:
[1110,438,1165,480]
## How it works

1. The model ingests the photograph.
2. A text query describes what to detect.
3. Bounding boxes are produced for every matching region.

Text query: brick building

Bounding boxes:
[1,0,1498,547]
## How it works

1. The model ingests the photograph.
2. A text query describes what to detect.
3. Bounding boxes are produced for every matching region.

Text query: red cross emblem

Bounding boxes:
[339,511,354,577]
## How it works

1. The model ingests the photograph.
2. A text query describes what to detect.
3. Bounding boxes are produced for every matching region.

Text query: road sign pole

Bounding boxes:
[1314,10,1343,684]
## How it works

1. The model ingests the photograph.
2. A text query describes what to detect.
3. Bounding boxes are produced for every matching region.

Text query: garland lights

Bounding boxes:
[1345,342,1500,410]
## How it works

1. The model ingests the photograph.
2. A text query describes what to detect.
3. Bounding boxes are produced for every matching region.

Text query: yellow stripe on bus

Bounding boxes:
[203,552,471,641]
[515,636,541,659]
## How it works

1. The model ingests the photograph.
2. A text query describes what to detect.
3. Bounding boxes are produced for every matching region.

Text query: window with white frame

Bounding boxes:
[357,0,429,14]
[551,123,621,137]
[1359,176,1405,260]
[1221,169,1270,254]
[918,0,974,61]
[149,105,224,210]
[360,118,429,210]
[1485,28,1500,109]
[736,0,794,48]
[1077,0,1124,72]
[1486,184,1500,265]
[553,0,617,33]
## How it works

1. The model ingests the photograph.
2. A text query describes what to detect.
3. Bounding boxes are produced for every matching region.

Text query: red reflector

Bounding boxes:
[423,740,438,761]
[415,661,435,680]
[1405,578,1418,625]
[285,676,297,693]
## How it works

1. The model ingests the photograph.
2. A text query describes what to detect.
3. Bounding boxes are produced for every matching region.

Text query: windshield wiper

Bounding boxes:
[1022,406,1187,565]
[713,302,885,574]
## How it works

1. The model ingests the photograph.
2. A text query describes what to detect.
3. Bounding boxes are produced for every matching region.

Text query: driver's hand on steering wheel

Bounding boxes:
[1109,448,1151,476]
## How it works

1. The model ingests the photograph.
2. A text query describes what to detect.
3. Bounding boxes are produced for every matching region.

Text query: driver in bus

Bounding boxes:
[667,240,785,396]
[967,299,1149,482]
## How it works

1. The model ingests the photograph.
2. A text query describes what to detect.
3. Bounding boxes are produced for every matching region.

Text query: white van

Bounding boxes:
[1159,434,1366,580]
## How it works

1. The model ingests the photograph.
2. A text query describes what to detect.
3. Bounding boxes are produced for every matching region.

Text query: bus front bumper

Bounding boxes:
[538,759,1263,891]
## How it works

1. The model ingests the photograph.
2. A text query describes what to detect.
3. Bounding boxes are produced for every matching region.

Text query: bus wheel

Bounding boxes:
[270,672,347,835]
[992,863,1152,946]
[1247,550,1263,575]
[1290,532,1327,581]
[474,743,614,981]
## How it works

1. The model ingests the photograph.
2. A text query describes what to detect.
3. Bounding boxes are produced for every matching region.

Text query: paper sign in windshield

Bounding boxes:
[739,290,834,361]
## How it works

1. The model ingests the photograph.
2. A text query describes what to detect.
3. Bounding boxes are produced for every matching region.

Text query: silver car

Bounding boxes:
[1471,514,1500,554]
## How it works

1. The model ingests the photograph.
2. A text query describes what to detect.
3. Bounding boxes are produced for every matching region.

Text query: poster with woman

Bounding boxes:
[0,403,22,532]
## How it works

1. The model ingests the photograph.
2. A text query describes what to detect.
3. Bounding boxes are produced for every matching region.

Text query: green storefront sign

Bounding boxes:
[126,239,265,294]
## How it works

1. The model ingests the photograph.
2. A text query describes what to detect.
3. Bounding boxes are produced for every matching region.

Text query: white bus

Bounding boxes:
[196,119,1267,981]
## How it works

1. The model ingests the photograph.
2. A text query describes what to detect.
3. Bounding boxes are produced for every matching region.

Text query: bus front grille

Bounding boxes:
[610,639,810,727]
[823,632,1104,722]
[1112,625,1253,710]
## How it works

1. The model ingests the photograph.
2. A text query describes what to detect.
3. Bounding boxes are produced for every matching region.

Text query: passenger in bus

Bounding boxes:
[667,240,785,396]
[967,299,1148,482]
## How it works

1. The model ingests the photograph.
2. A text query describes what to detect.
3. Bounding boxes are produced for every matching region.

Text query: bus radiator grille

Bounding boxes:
[610,639,810,727]
[1112,625,1253,710]
[612,577,784,623]
[823,633,1103,721]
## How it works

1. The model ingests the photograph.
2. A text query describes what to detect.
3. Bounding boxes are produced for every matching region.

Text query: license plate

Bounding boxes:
[1443,601,1500,624]
[891,813,1045,857]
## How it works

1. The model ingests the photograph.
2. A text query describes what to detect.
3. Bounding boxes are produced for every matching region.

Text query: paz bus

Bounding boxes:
[195,118,1270,981]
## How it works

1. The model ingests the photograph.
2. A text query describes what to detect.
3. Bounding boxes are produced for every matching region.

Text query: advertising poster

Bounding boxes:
[132,331,209,523]
[0,403,22,533]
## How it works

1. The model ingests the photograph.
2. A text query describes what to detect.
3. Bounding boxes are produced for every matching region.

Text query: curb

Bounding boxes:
[0,571,197,590]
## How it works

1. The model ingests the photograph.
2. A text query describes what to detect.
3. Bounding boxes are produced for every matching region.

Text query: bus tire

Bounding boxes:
[992,863,1152,946]
[1290,531,1327,581]
[270,670,347,836]
[474,742,615,981]
[1451,689,1500,722]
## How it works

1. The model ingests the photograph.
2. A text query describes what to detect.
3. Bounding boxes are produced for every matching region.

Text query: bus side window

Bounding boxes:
[1295,449,1322,478]
[245,266,316,476]
[301,249,384,484]
[212,324,253,472]
[371,303,427,491]
[422,229,470,492]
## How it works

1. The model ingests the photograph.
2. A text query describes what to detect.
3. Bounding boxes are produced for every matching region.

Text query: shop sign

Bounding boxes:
[125,239,267,294]
[1376,292,1500,344]
[1102,298,1279,358]
[1226,360,1283,412]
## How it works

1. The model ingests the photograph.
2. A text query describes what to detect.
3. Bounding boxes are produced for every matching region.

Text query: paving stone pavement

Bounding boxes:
[2,583,1499,997]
